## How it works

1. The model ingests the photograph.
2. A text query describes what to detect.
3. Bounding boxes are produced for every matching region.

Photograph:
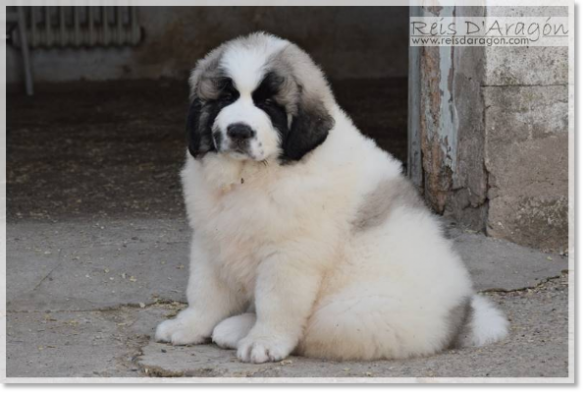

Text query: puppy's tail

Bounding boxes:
[459,295,509,347]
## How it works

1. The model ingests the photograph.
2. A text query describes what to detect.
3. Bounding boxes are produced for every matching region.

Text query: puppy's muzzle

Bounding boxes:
[227,123,256,152]
[227,123,255,140]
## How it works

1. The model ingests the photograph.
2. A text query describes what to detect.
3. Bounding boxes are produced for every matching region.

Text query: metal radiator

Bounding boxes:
[12,6,142,48]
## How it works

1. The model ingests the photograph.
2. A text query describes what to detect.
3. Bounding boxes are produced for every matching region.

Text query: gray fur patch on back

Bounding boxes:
[446,297,473,349]
[351,177,426,232]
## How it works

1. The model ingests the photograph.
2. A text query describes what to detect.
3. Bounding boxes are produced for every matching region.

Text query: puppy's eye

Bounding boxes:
[221,90,235,100]
[264,97,274,104]
[220,89,240,103]
[216,78,238,102]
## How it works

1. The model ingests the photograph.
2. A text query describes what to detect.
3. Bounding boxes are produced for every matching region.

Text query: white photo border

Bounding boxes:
[0,0,576,385]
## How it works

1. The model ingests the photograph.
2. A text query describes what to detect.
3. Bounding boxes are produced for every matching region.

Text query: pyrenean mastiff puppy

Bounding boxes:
[155,32,508,363]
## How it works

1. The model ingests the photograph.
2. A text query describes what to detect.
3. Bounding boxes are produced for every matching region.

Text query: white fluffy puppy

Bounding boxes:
[155,32,508,363]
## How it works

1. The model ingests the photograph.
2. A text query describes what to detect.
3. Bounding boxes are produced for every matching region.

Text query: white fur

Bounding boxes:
[212,313,256,349]
[464,295,510,347]
[155,33,508,362]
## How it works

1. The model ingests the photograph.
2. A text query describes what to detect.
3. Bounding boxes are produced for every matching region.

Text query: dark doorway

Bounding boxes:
[7,6,410,222]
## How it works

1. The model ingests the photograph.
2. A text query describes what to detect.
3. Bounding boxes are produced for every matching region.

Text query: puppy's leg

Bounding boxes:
[155,238,243,345]
[212,313,256,349]
[237,243,325,363]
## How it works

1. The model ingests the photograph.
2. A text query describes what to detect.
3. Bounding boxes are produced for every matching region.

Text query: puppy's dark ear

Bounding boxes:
[186,98,215,159]
[186,46,225,159]
[281,91,334,162]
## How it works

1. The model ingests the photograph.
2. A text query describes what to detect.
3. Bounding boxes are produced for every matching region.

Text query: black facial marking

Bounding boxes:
[253,72,289,142]
[187,77,239,159]
[252,72,333,163]
[216,77,240,104]
[253,72,284,105]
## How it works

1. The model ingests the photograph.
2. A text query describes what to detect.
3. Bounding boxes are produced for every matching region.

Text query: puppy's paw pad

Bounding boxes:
[155,319,205,346]
[236,337,290,363]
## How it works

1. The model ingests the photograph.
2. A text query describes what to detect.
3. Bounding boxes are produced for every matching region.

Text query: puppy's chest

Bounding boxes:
[210,183,283,236]
[200,184,287,290]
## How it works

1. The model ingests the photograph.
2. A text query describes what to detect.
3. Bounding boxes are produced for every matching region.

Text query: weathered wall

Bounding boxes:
[483,6,569,252]
[7,6,409,84]
[415,6,488,230]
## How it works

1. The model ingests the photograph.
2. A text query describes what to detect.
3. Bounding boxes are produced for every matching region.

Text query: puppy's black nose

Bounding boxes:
[227,123,255,140]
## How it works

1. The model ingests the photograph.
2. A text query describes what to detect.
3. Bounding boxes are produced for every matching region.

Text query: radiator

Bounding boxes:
[12,6,142,48]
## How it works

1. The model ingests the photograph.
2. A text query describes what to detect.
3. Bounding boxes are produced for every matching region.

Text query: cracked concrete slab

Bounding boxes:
[7,276,567,378]
[6,219,569,378]
[138,277,569,378]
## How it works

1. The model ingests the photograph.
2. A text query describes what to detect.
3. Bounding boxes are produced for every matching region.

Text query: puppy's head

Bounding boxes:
[186,32,335,163]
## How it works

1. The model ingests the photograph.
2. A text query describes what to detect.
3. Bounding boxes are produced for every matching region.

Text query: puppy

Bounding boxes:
[155,32,508,363]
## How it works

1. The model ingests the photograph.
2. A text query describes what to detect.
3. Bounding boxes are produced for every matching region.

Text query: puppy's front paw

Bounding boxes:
[236,334,292,363]
[155,311,207,345]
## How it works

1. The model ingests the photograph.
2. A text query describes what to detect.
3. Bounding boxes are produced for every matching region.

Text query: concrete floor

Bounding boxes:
[5,80,570,380]
[6,221,569,379]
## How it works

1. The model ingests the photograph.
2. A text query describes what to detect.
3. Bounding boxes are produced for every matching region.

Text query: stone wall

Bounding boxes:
[483,7,569,252]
